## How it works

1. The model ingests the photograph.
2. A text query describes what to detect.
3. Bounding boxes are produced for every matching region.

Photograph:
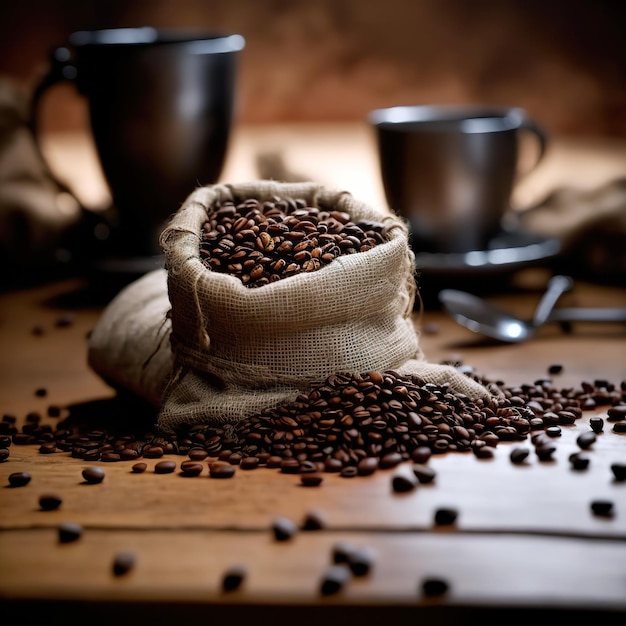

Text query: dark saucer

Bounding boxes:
[411,229,562,308]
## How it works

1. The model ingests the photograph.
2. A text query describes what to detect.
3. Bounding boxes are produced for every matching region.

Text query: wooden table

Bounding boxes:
[1,125,626,624]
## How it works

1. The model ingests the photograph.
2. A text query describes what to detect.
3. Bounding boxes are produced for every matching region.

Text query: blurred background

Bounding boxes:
[1,0,625,137]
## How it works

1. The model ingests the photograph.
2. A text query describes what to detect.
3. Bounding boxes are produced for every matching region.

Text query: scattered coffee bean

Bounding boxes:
[8,471,31,487]
[421,576,450,596]
[613,422,626,433]
[569,453,590,470]
[58,522,83,543]
[280,458,301,474]
[39,494,62,511]
[55,313,76,328]
[222,565,247,591]
[412,464,436,483]
[180,462,204,477]
[535,445,556,461]
[546,426,561,438]
[47,405,62,418]
[610,463,626,482]
[607,405,626,421]
[547,364,563,375]
[332,541,356,564]
[340,466,358,478]
[473,445,494,459]
[34,388,47,397]
[0,448,9,462]
[320,565,351,595]
[589,417,604,433]
[240,456,260,470]
[356,457,378,476]
[378,452,403,469]
[272,516,298,541]
[392,473,418,493]
[510,447,530,465]
[209,462,236,479]
[81,466,105,484]
[411,447,432,464]
[347,546,376,576]
[300,473,323,487]
[434,507,458,525]
[188,448,209,461]
[302,509,326,531]
[590,500,614,517]
[131,462,147,474]
[112,551,136,576]
[154,460,177,474]
[576,431,597,450]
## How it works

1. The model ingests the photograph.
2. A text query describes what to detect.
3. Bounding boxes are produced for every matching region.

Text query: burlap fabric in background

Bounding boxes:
[152,180,491,433]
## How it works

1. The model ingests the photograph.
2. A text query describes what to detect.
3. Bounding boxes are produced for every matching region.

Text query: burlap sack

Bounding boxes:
[154,180,492,433]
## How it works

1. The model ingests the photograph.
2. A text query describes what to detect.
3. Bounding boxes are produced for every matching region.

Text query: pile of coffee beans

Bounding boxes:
[2,370,624,478]
[198,196,387,287]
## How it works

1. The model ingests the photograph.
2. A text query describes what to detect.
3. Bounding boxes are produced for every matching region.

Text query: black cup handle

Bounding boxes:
[28,46,80,199]
[518,115,548,176]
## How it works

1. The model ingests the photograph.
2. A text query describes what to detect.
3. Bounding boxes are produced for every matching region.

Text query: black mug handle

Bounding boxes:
[518,114,548,176]
[28,46,79,198]
[28,46,114,267]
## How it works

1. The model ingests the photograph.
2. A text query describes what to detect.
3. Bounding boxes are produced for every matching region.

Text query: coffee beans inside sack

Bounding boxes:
[88,181,493,437]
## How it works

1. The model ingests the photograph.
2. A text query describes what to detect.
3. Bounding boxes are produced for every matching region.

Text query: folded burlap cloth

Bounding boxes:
[516,177,626,284]
[0,77,82,278]
[88,180,496,433]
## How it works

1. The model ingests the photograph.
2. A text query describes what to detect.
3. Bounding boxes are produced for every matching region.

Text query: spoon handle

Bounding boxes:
[532,275,574,326]
[549,308,626,323]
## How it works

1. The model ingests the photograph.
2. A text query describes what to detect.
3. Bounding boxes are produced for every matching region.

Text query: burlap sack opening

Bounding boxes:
[156,180,492,433]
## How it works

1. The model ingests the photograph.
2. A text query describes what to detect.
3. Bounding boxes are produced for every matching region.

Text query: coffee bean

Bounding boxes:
[209,462,236,478]
[188,448,209,461]
[378,452,403,469]
[332,541,356,564]
[535,445,556,461]
[131,462,147,473]
[300,473,323,487]
[240,456,260,470]
[347,547,376,576]
[509,447,530,465]
[222,565,247,591]
[8,471,31,487]
[392,473,417,493]
[320,565,351,595]
[356,457,378,476]
[39,494,62,511]
[590,500,614,517]
[272,516,298,541]
[340,466,358,478]
[81,466,105,484]
[589,417,604,433]
[301,509,326,531]
[58,522,83,543]
[546,426,561,438]
[112,551,136,576]
[0,448,9,462]
[280,458,301,474]
[576,431,596,449]
[569,453,590,470]
[421,576,450,596]
[412,464,436,484]
[434,507,458,525]
[473,445,494,459]
[613,422,626,433]
[154,460,177,474]
[607,405,626,421]
[610,463,626,481]
[180,462,204,477]
[548,364,563,375]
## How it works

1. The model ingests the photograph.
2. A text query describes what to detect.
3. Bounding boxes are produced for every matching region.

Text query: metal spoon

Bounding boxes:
[438,275,626,343]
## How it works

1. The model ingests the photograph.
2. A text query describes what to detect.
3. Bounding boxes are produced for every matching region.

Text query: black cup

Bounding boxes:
[31,27,245,273]
[369,105,547,255]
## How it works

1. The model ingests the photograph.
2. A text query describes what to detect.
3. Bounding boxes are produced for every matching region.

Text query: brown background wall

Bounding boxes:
[1,0,625,137]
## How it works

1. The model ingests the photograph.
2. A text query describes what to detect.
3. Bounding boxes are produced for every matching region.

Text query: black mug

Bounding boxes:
[369,105,548,254]
[31,27,245,268]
